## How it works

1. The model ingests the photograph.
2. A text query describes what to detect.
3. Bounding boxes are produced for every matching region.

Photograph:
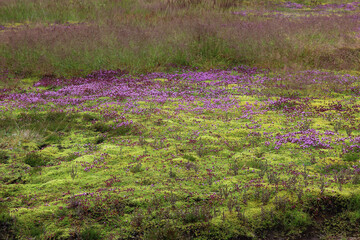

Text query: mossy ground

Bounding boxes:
[1,67,360,239]
[2,1,360,239]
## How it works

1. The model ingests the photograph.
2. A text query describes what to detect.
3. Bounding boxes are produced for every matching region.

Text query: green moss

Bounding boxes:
[0,163,29,184]
[4,67,360,238]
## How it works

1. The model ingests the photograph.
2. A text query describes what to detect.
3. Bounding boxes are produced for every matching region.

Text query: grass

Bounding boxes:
[2,0,360,239]
[1,0,360,77]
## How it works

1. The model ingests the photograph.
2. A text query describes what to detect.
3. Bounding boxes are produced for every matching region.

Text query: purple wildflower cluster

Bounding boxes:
[1,66,360,153]
[274,129,332,150]
[282,1,360,11]
[283,2,304,9]
[315,2,360,11]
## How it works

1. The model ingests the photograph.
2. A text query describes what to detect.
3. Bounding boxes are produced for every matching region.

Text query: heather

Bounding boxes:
[1,1,360,240]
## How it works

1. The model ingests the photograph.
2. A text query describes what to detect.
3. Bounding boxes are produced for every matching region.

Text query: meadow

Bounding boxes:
[1,0,360,239]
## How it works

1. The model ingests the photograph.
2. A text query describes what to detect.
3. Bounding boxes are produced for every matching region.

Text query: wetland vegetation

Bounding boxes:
[1,0,360,239]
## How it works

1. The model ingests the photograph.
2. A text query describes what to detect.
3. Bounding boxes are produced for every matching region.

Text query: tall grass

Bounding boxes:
[0,0,137,23]
[0,0,359,77]
[1,0,355,23]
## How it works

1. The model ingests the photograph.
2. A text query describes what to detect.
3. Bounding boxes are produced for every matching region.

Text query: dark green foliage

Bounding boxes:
[0,163,27,184]
[130,163,143,173]
[94,135,105,144]
[56,152,79,163]
[321,212,357,236]
[176,205,213,224]
[255,208,312,238]
[246,158,267,170]
[67,196,82,210]
[0,151,9,164]
[130,210,145,229]
[138,177,154,186]
[320,163,349,174]
[229,159,241,176]
[92,122,111,133]
[80,227,102,240]
[0,207,17,240]
[255,208,281,237]
[347,194,360,212]
[342,152,360,162]
[269,98,297,110]
[55,206,67,219]
[45,111,66,121]
[82,113,99,122]
[29,222,44,238]
[274,195,290,212]
[0,112,80,148]
[352,173,360,185]
[282,210,312,234]
[44,112,78,132]
[17,111,78,133]
[183,154,196,162]
[184,161,199,172]
[43,132,62,144]
[113,124,132,136]
[169,168,176,178]
[144,222,181,240]
[24,151,49,167]
[92,122,131,136]
[64,153,79,162]
[305,195,348,218]
[70,164,78,180]
[29,166,42,176]
[0,116,16,130]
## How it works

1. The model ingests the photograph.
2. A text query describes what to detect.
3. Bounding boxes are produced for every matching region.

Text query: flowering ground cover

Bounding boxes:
[2,0,360,239]
[2,66,360,239]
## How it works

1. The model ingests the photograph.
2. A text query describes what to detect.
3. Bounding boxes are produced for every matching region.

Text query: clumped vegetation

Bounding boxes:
[1,0,360,77]
[2,0,360,239]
